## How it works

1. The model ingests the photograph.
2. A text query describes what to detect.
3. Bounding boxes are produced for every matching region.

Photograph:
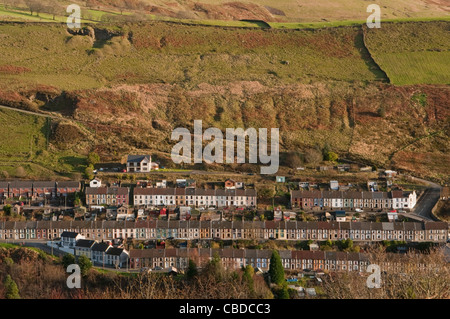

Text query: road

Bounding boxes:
[0,239,67,257]
[25,241,68,257]
[413,188,441,221]
[98,169,250,176]
[407,175,442,221]
[0,104,59,118]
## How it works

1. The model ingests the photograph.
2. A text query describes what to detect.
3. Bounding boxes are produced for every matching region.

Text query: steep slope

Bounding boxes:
[40,81,450,182]
[0,21,448,181]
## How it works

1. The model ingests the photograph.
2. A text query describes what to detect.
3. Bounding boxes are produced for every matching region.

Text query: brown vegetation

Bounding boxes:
[0,246,272,299]
[322,248,449,299]
[434,200,450,222]
[51,122,86,149]
[0,65,31,74]
[68,82,449,181]
[1,245,448,299]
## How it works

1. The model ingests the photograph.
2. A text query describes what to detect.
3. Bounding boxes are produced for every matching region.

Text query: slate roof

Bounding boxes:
[60,231,79,238]
[75,239,95,248]
[127,155,151,163]
[91,242,111,252]
[106,247,125,256]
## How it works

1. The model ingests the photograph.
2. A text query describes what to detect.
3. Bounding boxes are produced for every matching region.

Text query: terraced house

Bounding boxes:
[85,186,129,207]
[291,190,417,210]
[0,220,447,244]
[133,187,257,208]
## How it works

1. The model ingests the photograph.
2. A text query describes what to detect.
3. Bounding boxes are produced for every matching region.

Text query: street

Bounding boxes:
[413,188,441,221]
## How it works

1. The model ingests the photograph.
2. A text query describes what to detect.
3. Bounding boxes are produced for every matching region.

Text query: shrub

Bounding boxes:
[325,151,338,162]
[304,148,323,164]
[66,35,94,49]
[4,275,20,299]
[284,151,303,169]
[62,253,76,269]
[15,166,27,178]
[3,204,12,216]
[268,250,284,285]
[77,255,92,276]
[186,259,198,280]
[51,123,85,148]
[377,106,386,118]
[84,165,94,180]
[87,151,100,166]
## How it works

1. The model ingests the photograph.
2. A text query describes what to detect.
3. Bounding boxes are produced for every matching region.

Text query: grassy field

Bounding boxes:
[0,21,387,92]
[269,16,450,29]
[0,5,103,23]
[364,21,450,85]
[4,20,448,92]
[0,22,105,91]
[1,2,449,28]
[0,108,48,158]
[0,108,87,179]
[371,51,450,85]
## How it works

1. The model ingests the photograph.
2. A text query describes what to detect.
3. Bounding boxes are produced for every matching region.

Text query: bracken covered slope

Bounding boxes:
[0,21,448,181]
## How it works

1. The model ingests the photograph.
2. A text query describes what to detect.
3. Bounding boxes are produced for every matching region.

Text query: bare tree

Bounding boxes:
[44,0,63,20]
[304,148,323,164]
[24,0,43,16]
[284,151,303,169]
[322,248,450,299]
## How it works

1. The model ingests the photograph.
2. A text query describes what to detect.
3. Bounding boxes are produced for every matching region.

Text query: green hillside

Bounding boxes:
[0,21,389,93]
[364,21,450,85]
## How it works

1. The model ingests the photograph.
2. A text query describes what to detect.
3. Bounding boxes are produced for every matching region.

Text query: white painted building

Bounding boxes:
[126,155,151,173]
[89,178,102,188]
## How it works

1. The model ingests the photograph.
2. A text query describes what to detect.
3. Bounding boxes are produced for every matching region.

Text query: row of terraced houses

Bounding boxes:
[85,187,257,208]
[128,248,431,274]
[1,220,447,243]
[129,248,372,272]
[0,181,81,199]
[290,190,417,210]
[133,187,257,208]
[0,180,417,211]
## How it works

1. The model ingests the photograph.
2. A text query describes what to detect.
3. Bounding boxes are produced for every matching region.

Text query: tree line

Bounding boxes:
[2,0,65,20]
